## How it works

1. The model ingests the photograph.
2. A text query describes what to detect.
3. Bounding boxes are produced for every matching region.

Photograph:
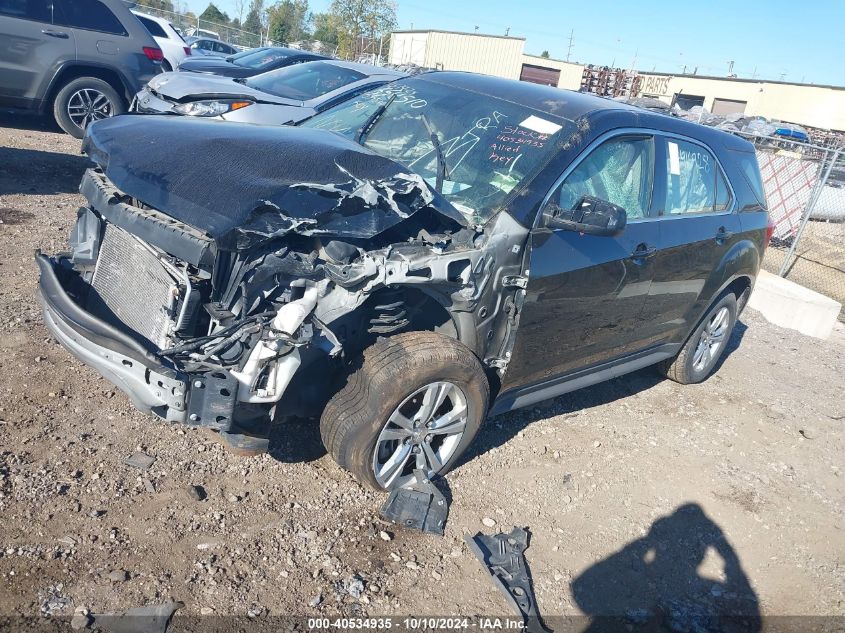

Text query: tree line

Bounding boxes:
[180,0,397,57]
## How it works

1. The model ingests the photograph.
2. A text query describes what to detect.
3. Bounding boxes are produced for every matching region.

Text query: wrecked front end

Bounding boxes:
[38,117,528,439]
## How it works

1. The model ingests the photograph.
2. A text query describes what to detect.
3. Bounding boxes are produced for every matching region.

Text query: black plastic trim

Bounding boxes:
[80,169,216,269]
[490,344,679,416]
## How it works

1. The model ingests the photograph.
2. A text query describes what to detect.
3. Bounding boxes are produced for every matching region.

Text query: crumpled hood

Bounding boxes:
[82,115,466,250]
[147,72,297,105]
[177,57,257,78]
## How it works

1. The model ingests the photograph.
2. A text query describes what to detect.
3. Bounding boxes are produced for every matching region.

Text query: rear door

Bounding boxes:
[53,0,128,63]
[0,0,76,107]
[504,133,660,390]
[639,135,742,346]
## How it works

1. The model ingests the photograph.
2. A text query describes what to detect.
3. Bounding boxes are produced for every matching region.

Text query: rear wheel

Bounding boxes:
[320,331,489,490]
[53,77,124,138]
[658,292,738,384]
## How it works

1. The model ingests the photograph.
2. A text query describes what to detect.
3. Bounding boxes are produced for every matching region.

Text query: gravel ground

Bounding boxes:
[1,115,843,626]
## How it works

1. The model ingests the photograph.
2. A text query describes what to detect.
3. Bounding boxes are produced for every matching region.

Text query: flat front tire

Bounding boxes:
[658,292,738,384]
[320,331,489,490]
[53,77,124,138]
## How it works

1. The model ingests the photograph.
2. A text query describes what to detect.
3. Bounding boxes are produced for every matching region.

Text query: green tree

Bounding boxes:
[267,0,310,43]
[328,0,397,58]
[199,3,229,23]
[144,0,175,11]
[311,11,338,46]
[540,50,550,58]
[243,0,265,34]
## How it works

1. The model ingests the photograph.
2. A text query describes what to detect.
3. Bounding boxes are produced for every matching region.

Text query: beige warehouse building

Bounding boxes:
[389,29,845,135]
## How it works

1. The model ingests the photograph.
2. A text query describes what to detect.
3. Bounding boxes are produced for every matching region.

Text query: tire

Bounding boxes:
[320,331,489,490]
[52,77,125,138]
[657,292,738,384]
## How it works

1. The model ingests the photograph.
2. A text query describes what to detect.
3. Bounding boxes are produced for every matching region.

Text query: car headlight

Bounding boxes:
[172,100,252,116]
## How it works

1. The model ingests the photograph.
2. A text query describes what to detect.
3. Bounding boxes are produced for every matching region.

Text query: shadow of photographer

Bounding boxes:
[572,503,760,633]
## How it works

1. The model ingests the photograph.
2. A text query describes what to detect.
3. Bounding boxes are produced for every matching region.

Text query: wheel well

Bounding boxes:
[725,276,752,313]
[46,66,129,110]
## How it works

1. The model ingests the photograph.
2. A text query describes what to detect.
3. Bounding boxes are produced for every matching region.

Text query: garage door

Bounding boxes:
[673,94,705,110]
[712,98,747,115]
[520,64,560,87]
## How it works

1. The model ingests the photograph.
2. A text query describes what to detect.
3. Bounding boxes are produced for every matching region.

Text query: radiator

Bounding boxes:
[88,224,177,349]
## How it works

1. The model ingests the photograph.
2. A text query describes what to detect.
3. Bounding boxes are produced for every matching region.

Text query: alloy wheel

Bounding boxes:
[692,306,730,372]
[372,381,468,489]
[66,89,114,130]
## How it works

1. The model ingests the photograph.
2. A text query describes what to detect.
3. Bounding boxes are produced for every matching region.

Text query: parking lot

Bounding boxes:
[1,115,844,625]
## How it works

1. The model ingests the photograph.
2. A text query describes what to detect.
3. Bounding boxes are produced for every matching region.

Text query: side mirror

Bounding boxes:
[544,195,627,236]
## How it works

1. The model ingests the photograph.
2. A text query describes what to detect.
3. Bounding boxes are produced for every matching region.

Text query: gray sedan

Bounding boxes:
[132,60,405,125]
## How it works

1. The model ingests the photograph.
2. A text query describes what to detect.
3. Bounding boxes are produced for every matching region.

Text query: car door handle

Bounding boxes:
[42,29,69,39]
[715,226,734,242]
[629,243,657,260]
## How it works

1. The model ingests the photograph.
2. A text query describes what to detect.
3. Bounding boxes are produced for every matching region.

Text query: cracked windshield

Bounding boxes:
[301,77,573,224]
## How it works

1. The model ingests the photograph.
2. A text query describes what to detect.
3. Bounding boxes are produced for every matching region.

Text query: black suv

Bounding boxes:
[0,0,162,137]
[37,73,770,490]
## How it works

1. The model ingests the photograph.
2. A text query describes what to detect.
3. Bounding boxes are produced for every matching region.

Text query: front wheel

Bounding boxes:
[320,332,489,490]
[658,292,738,384]
[53,77,125,138]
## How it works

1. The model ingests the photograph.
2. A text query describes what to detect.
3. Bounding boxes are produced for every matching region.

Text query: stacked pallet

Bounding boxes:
[580,65,640,97]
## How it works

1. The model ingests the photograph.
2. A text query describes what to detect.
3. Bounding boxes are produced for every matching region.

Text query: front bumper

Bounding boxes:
[132,87,176,114]
[36,252,188,422]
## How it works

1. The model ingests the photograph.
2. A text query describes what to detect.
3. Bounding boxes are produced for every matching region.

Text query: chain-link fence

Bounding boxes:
[741,133,845,320]
[134,2,272,50]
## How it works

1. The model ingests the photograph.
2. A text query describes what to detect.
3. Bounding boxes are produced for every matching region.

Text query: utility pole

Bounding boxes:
[727,60,734,75]
[505,27,510,36]
[566,29,574,62]
[752,66,758,79]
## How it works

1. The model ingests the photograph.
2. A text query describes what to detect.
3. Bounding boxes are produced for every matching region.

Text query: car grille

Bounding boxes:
[87,224,178,349]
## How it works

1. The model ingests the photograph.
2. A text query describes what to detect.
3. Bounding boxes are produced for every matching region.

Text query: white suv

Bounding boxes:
[131,11,190,71]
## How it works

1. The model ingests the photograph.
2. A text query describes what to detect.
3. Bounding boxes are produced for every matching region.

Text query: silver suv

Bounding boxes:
[0,0,162,137]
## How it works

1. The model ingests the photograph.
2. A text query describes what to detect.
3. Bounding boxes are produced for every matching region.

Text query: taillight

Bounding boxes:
[143,46,164,62]
[764,218,776,249]
[184,47,191,56]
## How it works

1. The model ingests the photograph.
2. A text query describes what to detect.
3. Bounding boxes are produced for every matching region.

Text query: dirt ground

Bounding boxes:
[1,114,844,628]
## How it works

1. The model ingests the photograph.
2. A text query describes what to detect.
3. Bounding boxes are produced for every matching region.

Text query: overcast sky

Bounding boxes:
[192,0,845,86]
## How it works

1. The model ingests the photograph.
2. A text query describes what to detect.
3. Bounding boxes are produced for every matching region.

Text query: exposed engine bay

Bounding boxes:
[43,116,530,439]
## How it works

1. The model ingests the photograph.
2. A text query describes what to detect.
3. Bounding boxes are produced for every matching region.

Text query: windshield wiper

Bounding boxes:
[356,94,396,145]
[421,113,449,194]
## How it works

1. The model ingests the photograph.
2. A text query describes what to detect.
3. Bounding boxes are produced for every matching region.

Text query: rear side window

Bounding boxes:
[663,139,731,214]
[246,62,366,101]
[732,150,767,208]
[213,41,236,54]
[136,14,167,38]
[54,0,127,35]
[554,136,655,220]
[0,0,53,22]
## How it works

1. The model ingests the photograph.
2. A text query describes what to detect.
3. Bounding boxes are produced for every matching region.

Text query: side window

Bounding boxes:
[0,0,53,22]
[196,40,213,50]
[554,136,655,220]
[214,41,235,54]
[137,15,167,39]
[54,0,127,35]
[664,139,731,214]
